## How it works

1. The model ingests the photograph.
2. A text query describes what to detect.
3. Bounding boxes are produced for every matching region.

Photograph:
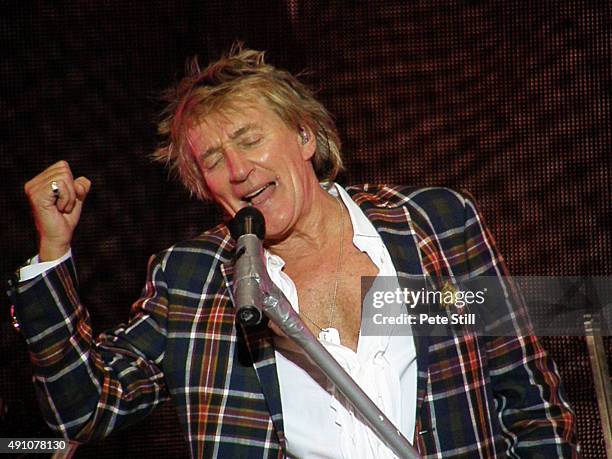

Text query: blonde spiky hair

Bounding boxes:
[153,43,343,200]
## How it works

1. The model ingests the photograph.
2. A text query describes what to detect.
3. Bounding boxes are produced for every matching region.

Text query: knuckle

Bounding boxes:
[57,161,73,177]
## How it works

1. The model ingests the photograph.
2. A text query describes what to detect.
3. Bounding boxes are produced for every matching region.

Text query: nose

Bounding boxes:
[224,146,253,183]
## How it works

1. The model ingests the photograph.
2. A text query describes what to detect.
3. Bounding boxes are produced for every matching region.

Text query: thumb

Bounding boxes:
[74,176,91,201]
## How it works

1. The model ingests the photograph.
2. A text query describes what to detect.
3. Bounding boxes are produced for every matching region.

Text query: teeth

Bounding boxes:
[244,183,272,200]
[244,186,267,200]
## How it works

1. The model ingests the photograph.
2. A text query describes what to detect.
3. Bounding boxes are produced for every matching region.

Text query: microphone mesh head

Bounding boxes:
[229,206,266,240]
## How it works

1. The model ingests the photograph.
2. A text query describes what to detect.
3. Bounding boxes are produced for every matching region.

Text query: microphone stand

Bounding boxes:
[233,232,421,459]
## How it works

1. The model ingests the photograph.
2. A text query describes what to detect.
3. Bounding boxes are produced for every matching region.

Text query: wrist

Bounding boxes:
[39,240,71,262]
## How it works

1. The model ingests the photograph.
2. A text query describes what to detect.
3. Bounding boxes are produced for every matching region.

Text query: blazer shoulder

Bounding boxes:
[405,186,477,234]
[153,223,234,275]
[346,184,482,236]
[346,184,474,212]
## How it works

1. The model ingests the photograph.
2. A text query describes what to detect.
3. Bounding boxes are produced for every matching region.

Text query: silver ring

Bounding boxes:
[51,180,60,198]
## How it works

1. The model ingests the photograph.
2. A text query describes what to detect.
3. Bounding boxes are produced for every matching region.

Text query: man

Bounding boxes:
[9,45,578,457]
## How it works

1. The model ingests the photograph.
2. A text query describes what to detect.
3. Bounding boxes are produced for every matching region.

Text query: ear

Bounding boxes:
[298,126,316,161]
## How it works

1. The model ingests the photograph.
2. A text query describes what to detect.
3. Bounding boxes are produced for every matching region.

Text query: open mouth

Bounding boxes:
[243,181,276,203]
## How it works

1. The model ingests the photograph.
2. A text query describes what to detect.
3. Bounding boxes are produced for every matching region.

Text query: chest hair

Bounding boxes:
[285,245,378,352]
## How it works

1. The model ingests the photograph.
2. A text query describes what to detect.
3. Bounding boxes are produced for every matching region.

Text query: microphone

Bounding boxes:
[229,206,266,326]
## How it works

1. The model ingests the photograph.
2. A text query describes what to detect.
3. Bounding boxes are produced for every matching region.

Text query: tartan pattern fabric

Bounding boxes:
[9,185,578,458]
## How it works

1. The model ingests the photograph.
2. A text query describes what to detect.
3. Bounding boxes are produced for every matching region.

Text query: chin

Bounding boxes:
[262,218,292,242]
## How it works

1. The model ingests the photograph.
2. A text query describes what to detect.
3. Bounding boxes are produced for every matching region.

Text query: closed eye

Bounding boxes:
[202,151,224,170]
[239,135,262,148]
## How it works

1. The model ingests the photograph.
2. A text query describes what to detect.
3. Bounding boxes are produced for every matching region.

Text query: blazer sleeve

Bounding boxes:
[461,191,580,457]
[8,252,171,442]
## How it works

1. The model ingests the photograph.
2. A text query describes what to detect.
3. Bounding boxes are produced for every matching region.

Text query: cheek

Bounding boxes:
[203,172,231,203]
[202,164,226,190]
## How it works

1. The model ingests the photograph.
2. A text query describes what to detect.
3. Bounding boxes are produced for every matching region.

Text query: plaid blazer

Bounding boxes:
[10,185,578,458]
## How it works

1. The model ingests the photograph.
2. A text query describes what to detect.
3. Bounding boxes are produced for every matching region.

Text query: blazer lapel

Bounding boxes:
[220,262,286,447]
[349,186,433,422]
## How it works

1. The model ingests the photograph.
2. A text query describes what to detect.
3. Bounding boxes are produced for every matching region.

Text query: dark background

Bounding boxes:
[1,1,610,457]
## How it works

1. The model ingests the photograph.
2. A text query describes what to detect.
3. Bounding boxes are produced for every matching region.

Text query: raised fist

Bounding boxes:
[24,160,91,261]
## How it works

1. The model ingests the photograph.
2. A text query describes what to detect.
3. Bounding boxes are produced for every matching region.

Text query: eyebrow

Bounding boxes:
[201,123,259,159]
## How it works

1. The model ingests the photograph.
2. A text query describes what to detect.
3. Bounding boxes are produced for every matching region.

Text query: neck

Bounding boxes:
[266,184,346,265]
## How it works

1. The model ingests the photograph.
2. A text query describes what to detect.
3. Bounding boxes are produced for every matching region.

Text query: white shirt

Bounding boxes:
[267,184,416,459]
[20,251,73,281]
